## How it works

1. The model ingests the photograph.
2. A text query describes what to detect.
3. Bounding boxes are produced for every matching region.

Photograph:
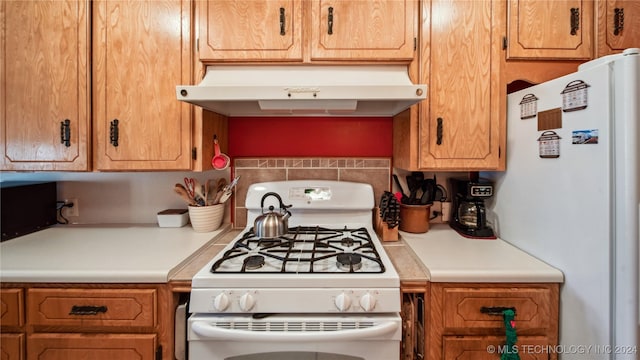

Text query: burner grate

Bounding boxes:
[210,226,385,274]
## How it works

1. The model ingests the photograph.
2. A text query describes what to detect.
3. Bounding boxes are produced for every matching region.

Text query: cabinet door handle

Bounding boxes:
[69,305,108,316]
[110,119,119,147]
[570,8,580,35]
[480,306,517,315]
[328,7,334,35]
[60,119,71,147]
[279,7,286,36]
[436,117,443,145]
[614,8,624,35]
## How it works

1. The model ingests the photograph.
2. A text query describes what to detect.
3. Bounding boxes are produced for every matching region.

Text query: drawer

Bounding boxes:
[443,335,552,360]
[28,333,156,360]
[1,333,25,360]
[441,286,555,333]
[27,288,156,330]
[1,288,24,328]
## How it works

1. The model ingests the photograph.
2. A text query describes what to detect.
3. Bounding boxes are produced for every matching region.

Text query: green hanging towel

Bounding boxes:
[501,309,521,360]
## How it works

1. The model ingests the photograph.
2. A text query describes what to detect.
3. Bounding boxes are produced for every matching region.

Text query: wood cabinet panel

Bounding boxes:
[417,0,505,170]
[93,0,192,170]
[0,334,24,360]
[507,0,593,59]
[1,289,24,328]
[27,333,156,360]
[428,283,559,360]
[310,0,417,61]
[0,0,90,171]
[441,287,553,333]
[443,336,551,360]
[197,0,303,62]
[27,288,156,330]
[597,0,640,56]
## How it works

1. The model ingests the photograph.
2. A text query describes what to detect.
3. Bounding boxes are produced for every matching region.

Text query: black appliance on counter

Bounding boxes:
[1,181,57,241]
[449,178,496,239]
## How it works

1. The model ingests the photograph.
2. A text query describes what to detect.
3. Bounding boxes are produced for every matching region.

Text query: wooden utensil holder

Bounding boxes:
[374,207,399,242]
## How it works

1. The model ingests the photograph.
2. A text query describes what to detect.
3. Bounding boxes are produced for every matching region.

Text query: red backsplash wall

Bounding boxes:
[228,117,393,157]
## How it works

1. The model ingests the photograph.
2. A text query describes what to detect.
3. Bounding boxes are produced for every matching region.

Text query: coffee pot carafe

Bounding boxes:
[449,178,496,239]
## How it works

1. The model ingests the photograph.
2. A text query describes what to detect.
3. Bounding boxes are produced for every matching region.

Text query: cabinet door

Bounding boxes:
[197,0,303,62]
[1,334,24,360]
[419,0,505,170]
[310,0,417,61]
[0,0,90,171]
[93,0,192,170]
[507,0,593,59]
[443,336,551,360]
[28,334,156,360]
[597,0,640,56]
[0,289,24,328]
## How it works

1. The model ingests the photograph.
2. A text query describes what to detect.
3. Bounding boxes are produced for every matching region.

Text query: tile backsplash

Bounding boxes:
[232,157,391,228]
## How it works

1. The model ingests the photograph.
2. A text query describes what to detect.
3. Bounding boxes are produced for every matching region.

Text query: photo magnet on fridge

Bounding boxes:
[572,129,599,144]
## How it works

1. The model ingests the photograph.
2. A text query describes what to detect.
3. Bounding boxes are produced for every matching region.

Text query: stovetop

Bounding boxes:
[210,226,386,274]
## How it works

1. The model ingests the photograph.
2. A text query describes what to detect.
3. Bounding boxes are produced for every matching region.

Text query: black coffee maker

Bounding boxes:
[449,178,496,239]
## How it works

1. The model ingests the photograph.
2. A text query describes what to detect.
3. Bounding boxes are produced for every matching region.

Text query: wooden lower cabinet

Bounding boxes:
[428,283,560,360]
[1,334,25,360]
[443,335,552,360]
[27,334,156,360]
[1,284,177,360]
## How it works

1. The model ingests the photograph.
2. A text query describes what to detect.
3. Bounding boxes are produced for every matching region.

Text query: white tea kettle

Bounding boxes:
[254,192,292,238]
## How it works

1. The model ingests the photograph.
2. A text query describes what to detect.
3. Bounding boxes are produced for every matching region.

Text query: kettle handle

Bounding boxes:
[260,192,292,213]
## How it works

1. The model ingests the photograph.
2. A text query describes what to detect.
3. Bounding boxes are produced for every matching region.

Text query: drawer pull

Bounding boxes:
[480,306,516,316]
[69,305,108,316]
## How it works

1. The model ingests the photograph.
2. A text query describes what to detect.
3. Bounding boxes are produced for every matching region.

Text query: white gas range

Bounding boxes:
[188,180,401,360]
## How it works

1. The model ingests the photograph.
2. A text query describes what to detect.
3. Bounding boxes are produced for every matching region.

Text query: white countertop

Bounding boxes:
[0,224,230,283]
[401,224,564,283]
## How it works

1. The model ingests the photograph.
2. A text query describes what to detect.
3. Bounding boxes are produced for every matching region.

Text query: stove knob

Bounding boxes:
[334,292,352,311]
[359,293,377,311]
[239,292,256,312]
[213,293,230,311]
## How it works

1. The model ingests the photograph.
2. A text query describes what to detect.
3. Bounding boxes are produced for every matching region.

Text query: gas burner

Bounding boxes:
[341,237,355,247]
[336,253,363,271]
[244,255,265,270]
[258,238,283,248]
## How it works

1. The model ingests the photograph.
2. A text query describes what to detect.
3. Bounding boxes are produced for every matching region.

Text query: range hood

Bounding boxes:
[176,65,426,117]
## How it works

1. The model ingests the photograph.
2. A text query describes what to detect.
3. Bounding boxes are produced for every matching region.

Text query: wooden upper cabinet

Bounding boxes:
[197,0,303,62]
[93,0,192,170]
[418,0,505,171]
[0,0,90,171]
[597,0,640,57]
[310,0,417,61]
[507,0,593,59]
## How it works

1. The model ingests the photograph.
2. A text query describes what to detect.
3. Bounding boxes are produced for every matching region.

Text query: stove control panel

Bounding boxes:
[190,288,401,314]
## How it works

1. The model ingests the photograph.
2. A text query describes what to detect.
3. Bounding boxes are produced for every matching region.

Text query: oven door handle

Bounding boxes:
[191,320,399,341]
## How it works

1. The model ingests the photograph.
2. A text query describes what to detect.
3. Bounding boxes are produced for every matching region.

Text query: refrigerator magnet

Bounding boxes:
[572,129,599,144]
[537,131,562,158]
[519,94,538,119]
[561,80,590,112]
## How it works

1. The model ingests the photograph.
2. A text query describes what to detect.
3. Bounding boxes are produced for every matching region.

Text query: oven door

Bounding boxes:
[188,313,401,360]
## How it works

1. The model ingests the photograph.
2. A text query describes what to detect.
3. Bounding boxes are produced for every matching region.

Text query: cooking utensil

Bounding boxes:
[211,135,230,170]
[174,184,196,206]
[183,177,196,199]
[419,175,437,205]
[254,192,292,238]
[392,174,409,204]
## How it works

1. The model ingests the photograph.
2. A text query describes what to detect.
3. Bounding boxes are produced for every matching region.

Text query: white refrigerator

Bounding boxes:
[487,48,639,359]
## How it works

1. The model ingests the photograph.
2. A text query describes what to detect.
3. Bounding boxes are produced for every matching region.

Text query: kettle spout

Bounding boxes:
[282,210,292,220]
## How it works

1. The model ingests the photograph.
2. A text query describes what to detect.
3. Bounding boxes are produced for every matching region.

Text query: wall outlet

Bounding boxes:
[441,202,451,222]
[65,198,79,217]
